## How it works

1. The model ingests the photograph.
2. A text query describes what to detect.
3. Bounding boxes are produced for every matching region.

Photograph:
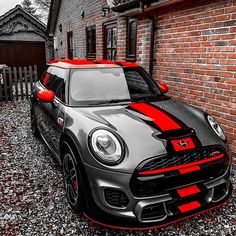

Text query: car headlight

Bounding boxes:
[207,115,226,141]
[90,129,124,165]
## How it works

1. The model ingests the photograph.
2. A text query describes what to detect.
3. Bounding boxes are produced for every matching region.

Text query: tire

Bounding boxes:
[62,145,85,213]
[31,109,40,138]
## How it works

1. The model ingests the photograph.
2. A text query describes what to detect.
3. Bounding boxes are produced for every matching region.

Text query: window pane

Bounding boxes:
[46,67,66,102]
[70,68,130,104]
[125,70,150,95]
[127,18,137,58]
[69,68,161,106]
[86,26,96,57]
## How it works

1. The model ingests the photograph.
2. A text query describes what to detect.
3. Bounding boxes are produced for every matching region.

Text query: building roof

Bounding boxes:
[0,4,46,30]
[112,0,186,15]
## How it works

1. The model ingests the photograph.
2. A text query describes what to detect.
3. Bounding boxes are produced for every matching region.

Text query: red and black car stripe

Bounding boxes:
[127,102,202,155]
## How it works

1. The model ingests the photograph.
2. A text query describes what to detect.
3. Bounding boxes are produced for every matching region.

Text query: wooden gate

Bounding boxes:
[0,66,38,101]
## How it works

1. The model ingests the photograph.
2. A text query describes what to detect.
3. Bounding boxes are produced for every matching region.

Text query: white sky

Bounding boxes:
[0,0,22,16]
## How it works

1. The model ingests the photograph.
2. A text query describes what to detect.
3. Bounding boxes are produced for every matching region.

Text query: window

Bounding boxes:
[104,23,117,61]
[67,31,73,59]
[40,66,51,85]
[125,70,150,95]
[127,18,137,61]
[69,67,161,106]
[45,67,67,103]
[86,25,96,58]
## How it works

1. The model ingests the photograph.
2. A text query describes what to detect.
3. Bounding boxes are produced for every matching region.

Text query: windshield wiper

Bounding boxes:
[131,94,157,101]
[89,99,131,105]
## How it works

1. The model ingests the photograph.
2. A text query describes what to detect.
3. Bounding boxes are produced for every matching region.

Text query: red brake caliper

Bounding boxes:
[73,180,78,190]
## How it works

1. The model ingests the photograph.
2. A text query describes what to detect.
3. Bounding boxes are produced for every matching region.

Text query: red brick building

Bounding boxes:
[47,0,236,162]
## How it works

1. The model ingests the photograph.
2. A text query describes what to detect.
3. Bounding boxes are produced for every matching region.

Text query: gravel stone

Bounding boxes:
[0,101,235,236]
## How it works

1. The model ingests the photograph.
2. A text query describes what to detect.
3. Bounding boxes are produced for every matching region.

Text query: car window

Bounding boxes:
[125,70,151,95]
[40,66,52,85]
[45,67,67,103]
[69,67,161,106]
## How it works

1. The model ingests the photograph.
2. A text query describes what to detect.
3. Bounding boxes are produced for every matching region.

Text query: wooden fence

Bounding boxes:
[0,65,38,101]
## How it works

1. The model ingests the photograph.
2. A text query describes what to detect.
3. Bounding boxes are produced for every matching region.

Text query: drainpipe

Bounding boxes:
[140,1,155,77]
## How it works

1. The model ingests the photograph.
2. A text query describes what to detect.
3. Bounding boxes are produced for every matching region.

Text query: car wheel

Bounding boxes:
[31,109,40,138]
[62,147,85,213]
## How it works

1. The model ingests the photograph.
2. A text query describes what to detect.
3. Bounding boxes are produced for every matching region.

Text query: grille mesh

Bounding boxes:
[139,147,220,172]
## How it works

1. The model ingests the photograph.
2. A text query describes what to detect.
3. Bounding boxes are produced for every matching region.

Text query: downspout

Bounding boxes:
[140,1,155,77]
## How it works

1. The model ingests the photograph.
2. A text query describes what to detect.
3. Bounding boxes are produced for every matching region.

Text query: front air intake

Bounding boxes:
[104,189,129,208]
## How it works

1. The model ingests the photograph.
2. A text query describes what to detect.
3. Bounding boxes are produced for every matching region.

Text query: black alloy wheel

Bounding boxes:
[62,147,85,213]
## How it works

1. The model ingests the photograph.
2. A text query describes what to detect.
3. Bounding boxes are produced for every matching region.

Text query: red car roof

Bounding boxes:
[48,59,140,69]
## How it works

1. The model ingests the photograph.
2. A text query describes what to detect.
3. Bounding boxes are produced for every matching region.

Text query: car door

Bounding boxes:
[34,66,52,137]
[37,66,68,157]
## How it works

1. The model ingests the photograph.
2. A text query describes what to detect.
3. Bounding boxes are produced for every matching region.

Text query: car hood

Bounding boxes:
[70,99,225,173]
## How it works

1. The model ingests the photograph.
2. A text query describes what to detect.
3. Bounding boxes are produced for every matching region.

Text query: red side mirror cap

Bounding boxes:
[159,83,168,93]
[37,89,55,103]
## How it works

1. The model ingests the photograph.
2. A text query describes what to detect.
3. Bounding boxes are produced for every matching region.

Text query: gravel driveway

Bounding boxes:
[0,101,235,236]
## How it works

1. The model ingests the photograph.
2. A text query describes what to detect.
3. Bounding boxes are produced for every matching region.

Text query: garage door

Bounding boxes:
[0,41,46,77]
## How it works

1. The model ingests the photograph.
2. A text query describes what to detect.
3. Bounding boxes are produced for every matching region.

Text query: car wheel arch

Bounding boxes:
[59,130,84,164]
[59,130,95,208]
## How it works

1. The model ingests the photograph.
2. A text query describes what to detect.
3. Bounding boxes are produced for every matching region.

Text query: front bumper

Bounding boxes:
[83,148,232,229]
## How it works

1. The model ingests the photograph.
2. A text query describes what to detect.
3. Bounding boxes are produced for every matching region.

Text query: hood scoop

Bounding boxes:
[155,128,196,140]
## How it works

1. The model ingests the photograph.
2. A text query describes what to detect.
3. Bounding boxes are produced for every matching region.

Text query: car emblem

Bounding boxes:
[177,140,189,147]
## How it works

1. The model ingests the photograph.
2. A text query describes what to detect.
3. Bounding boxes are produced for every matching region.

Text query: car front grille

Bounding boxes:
[130,146,229,198]
[104,189,129,208]
[139,147,220,172]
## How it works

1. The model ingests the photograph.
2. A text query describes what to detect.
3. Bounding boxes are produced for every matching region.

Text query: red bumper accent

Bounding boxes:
[179,165,201,174]
[178,201,201,213]
[177,185,200,198]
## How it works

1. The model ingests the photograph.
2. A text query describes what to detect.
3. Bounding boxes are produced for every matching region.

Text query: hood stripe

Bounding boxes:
[129,103,182,132]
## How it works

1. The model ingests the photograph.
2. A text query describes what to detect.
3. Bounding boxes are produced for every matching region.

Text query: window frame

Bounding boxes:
[86,25,96,58]
[39,66,70,105]
[126,18,138,61]
[103,21,117,61]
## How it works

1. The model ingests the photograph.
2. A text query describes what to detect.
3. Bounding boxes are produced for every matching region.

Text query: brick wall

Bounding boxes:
[153,0,236,160]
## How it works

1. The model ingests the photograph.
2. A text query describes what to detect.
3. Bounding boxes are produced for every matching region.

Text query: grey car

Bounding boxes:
[30,59,232,229]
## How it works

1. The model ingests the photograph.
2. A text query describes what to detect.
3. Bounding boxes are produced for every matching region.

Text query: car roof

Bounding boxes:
[48,59,140,69]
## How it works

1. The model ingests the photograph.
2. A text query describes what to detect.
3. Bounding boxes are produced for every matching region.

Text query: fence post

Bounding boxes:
[13,67,18,101]
[23,67,29,99]
[8,67,13,101]
[0,71,2,101]
[19,67,24,100]
[34,65,38,82]
[3,68,8,101]
[29,66,33,94]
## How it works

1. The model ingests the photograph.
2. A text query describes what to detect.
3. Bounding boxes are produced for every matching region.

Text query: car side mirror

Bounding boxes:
[159,83,168,93]
[37,89,55,103]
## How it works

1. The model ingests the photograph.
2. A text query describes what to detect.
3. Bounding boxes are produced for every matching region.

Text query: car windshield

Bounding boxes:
[69,67,162,106]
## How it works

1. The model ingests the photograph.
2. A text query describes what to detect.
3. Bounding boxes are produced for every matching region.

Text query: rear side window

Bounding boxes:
[42,66,67,103]
[40,66,52,85]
